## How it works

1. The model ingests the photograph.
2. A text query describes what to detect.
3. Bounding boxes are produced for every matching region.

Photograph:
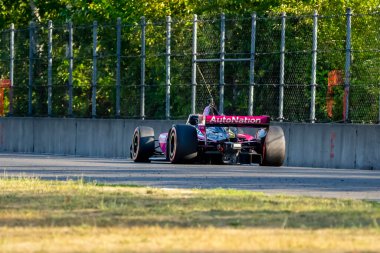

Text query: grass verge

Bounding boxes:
[1,177,380,252]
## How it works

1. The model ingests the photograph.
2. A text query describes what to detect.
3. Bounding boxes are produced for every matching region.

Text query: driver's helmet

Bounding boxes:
[188,115,198,125]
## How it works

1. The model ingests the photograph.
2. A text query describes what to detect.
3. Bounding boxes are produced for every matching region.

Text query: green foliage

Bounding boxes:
[0,0,379,120]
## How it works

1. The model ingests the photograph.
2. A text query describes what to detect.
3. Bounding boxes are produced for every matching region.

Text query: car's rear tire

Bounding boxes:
[260,126,285,166]
[130,126,155,162]
[168,124,198,163]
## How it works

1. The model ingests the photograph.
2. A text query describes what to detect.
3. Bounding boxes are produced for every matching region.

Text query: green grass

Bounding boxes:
[1,176,380,252]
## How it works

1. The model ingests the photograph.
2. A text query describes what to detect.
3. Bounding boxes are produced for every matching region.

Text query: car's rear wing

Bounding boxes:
[199,115,270,127]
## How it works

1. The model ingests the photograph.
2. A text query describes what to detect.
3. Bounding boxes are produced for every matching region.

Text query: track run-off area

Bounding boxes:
[1,153,380,201]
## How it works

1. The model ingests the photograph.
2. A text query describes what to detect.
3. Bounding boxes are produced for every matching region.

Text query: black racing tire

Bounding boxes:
[260,126,285,166]
[168,124,198,163]
[130,126,155,162]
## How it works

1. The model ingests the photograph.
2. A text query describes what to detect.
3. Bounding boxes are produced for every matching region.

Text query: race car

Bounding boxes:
[130,114,285,166]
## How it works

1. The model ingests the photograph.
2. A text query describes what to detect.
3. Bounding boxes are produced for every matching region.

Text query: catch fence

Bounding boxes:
[0,8,379,123]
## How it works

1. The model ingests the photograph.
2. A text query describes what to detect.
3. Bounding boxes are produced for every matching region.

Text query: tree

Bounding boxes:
[0,0,379,120]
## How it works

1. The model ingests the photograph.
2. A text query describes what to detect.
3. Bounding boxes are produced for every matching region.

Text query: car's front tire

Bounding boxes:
[130,126,155,162]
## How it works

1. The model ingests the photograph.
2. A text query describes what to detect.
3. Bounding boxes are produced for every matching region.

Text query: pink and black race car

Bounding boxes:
[130,114,285,166]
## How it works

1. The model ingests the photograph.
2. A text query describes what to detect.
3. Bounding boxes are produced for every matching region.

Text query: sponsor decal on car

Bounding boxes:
[206,115,267,124]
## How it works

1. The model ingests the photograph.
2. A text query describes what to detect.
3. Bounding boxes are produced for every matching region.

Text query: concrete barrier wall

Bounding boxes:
[0,118,34,153]
[0,117,379,169]
[282,123,358,169]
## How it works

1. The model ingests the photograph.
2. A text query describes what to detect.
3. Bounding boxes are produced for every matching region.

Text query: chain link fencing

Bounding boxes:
[0,10,379,123]
[350,13,380,123]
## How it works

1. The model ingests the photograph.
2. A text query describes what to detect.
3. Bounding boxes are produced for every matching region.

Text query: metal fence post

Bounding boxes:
[165,16,171,119]
[279,12,286,122]
[219,13,225,114]
[28,21,35,116]
[191,14,197,114]
[248,13,257,116]
[140,16,146,120]
[116,17,121,118]
[47,20,53,117]
[68,21,73,116]
[310,11,318,123]
[344,8,352,123]
[92,21,97,118]
[9,23,14,116]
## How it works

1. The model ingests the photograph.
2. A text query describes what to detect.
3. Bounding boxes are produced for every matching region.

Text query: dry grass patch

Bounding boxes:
[1,177,380,252]
[1,227,380,253]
